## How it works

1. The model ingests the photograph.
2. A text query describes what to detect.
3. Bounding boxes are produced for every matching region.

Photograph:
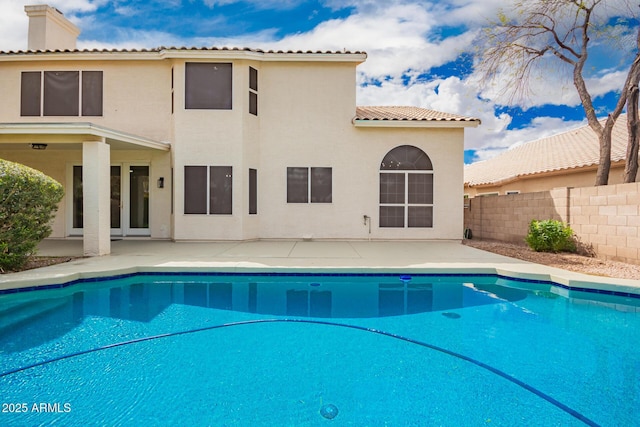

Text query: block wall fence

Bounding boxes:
[463,182,640,265]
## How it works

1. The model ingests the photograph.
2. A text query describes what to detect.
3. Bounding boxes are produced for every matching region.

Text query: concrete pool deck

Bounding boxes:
[1,239,639,295]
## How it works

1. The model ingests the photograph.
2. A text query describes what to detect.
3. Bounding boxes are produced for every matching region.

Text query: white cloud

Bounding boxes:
[0,0,629,164]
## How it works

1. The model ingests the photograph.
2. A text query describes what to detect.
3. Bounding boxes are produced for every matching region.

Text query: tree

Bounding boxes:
[476,0,639,185]
[623,32,640,182]
[0,159,64,271]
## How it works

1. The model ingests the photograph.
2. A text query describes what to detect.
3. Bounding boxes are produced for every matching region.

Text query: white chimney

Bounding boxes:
[25,4,80,51]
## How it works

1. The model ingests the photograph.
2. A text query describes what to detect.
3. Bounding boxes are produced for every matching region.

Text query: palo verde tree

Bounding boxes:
[476,0,640,185]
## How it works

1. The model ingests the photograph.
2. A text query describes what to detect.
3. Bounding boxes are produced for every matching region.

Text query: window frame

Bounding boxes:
[379,146,434,228]
[184,62,233,110]
[286,167,332,204]
[184,165,233,215]
[20,70,103,117]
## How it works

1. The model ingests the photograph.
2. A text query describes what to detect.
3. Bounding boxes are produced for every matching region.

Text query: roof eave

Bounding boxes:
[353,119,480,128]
[0,49,367,63]
[0,122,170,151]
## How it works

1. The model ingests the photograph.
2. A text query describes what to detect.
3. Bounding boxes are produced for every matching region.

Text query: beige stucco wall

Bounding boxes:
[0,59,172,143]
[1,52,469,242]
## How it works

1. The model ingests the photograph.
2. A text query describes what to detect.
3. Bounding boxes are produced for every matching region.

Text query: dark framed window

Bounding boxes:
[21,72,41,116]
[210,166,232,215]
[249,66,258,116]
[287,167,332,203]
[379,146,433,228]
[185,62,232,110]
[44,71,79,116]
[287,167,308,203]
[249,169,257,214]
[82,71,103,116]
[20,70,103,117]
[184,165,233,215]
[184,166,207,214]
[249,67,258,91]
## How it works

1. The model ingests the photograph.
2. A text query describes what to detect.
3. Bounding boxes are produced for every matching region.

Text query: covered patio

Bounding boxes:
[0,122,171,256]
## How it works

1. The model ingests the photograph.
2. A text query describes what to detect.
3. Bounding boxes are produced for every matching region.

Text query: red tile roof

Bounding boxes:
[464,115,629,186]
[355,106,479,122]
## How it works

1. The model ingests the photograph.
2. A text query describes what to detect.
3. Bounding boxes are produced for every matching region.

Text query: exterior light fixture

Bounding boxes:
[31,143,48,150]
[157,177,165,188]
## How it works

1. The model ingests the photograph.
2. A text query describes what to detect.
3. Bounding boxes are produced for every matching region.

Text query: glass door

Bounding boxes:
[110,166,122,235]
[125,165,150,235]
[68,164,150,237]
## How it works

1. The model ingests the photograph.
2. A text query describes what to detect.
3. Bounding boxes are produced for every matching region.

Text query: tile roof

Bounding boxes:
[355,106,479,122]
[0,46,365,56]
[464,115,629,186]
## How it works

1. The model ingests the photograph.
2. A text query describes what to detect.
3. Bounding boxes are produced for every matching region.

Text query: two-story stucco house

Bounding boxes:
[0,5,479,256]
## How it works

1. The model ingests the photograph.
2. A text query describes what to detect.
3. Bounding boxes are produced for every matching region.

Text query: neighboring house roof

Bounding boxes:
[465,115,629,187]
[354,106,480,128]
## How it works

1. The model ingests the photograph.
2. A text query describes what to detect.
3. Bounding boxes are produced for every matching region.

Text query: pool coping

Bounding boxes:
[1,240,639,299]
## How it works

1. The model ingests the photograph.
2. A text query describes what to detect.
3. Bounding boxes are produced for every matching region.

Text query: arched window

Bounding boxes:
[379,145,433,228]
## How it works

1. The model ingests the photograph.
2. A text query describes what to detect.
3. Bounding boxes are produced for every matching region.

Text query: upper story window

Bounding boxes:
[249,66,258,116]
[185,62,232,110]
[21,71,103,117]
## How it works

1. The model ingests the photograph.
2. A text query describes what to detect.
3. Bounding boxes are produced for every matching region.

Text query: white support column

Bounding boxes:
[82,140,111,256]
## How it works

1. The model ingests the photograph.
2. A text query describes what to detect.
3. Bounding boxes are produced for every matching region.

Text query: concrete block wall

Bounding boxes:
[569,182,640,264]
[464,183,640,265]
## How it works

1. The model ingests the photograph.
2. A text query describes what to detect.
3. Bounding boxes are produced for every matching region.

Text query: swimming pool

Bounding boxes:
[1,272,639,426]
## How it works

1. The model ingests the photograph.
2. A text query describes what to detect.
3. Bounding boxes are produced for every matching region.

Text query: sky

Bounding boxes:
[0,0,636,163]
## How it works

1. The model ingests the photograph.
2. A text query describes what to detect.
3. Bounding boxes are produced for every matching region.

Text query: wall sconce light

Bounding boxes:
[31,143,48,150]
[157,177,165,188]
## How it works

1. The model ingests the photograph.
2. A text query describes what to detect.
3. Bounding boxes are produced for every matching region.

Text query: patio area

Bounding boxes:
[1,239,639,294]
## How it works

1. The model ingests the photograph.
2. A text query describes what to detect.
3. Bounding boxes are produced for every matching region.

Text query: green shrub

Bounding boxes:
[525,219,577,253]
[0,159,64,272]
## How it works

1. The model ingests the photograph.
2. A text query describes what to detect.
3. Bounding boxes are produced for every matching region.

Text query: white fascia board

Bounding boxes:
[353,120,480,129]
[0,122,171,151]
[0,50,367,64]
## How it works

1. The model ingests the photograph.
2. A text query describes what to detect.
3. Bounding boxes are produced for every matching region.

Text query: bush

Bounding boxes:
[525,219,576,253]
[0,159,64,272]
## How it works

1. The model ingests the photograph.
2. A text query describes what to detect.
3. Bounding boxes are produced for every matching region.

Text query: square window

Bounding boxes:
[408,173,433,204]
[380,206,404,227]
[408,206,433,227]
[185,62,232,109]
[380,173,405,204]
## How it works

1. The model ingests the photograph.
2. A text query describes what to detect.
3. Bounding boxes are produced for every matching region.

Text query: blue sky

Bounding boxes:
[0,0,636,163]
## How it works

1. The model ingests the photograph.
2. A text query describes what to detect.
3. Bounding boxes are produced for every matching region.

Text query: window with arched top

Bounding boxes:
[379,145,433,228]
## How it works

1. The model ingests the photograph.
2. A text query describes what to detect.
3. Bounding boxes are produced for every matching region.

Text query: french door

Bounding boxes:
[68,163,150,236]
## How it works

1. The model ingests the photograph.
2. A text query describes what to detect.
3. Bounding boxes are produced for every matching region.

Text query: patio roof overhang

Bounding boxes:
[0,122,171,151]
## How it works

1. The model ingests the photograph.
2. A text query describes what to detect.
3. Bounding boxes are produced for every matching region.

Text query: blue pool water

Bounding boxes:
[1,273,639,426]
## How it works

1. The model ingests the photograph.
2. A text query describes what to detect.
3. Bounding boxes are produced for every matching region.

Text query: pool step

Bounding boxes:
[0,298,69,333]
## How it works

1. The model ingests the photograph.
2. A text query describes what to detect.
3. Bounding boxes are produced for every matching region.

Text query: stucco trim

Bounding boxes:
[0,122,170,151]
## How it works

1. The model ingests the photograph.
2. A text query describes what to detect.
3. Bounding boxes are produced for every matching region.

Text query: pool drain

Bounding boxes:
[320,403,339,420]
[442,312,461,319]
